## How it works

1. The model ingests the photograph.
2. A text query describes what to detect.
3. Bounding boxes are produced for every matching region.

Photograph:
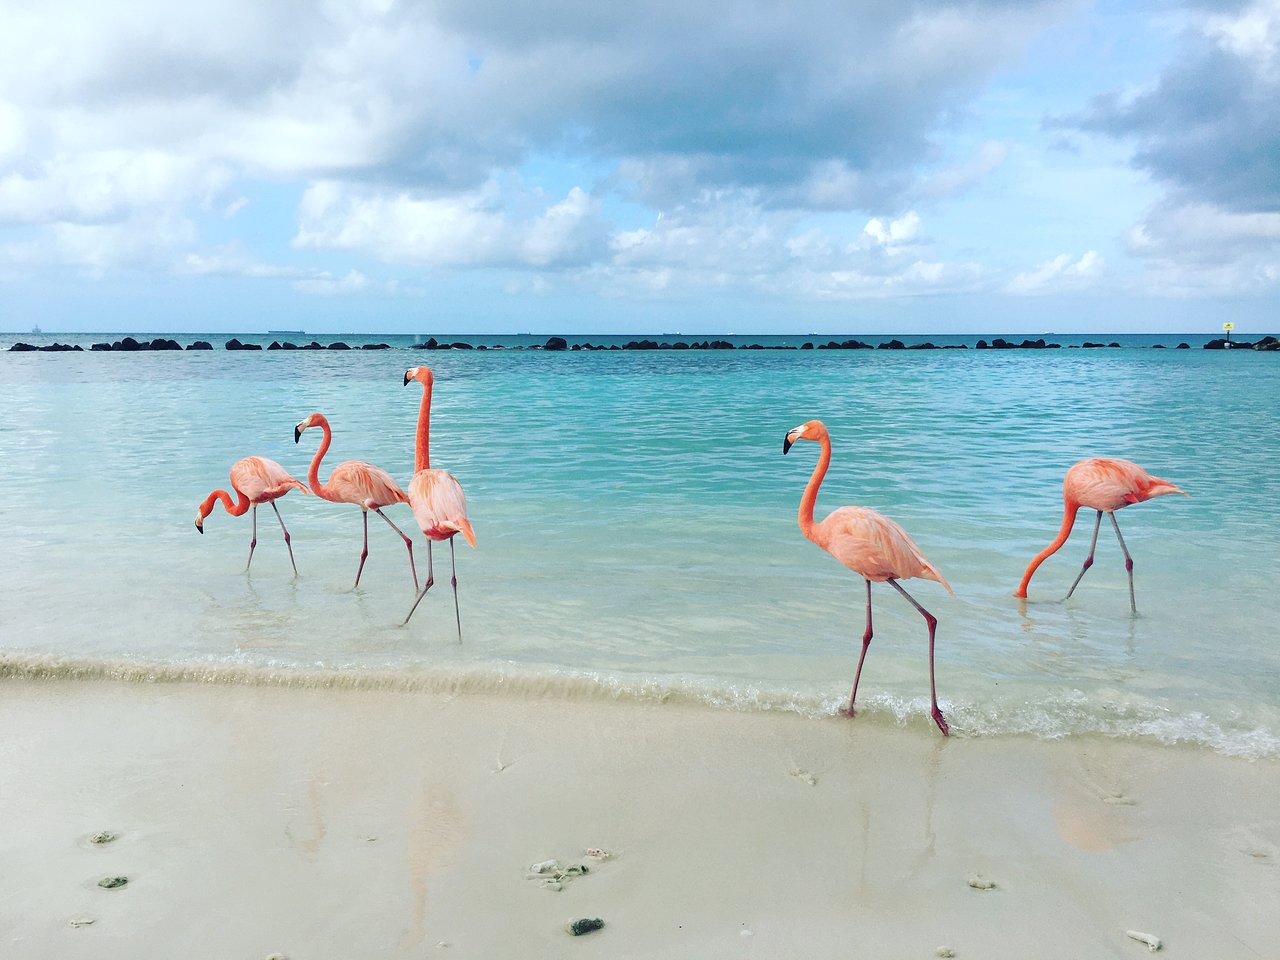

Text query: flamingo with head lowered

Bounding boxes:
[195,456,309,574]
[402,366,476,631]
[1015,457,1187,612]
[294,412,419,590]
[783,420,954,736]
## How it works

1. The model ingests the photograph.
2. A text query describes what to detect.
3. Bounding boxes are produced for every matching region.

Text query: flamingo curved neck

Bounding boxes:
[415,378,433,472]
[1015,498,1081,597]
[798,433,831,544]
[306,416,337,500]
[201,488,249,519]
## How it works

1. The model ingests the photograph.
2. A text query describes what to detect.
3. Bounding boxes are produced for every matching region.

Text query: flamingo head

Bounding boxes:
[194,505,208,533]
[783,419,828,454]
[294,412,324,443]
[405,366,434,388]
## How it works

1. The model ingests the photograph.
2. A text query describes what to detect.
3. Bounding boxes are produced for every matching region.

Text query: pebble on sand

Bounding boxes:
[97,876,128,889]
[565,918,605,936]
[89,831,116,844]
[966,876,997,890]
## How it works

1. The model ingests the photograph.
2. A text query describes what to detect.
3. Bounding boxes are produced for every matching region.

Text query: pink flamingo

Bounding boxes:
[1015,457,1187,612]
[402,366,476,631]
[294,412,419,590]
[194,456,309,574]
[784,420,954,736]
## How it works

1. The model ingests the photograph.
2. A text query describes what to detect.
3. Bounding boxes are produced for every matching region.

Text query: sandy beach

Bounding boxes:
[1,677,1276,959]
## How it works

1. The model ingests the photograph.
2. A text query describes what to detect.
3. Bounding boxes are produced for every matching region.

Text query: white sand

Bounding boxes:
[2,677,1278,959]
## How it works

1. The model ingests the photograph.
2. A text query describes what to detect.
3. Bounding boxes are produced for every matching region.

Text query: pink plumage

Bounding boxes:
[194,456,309,574]
[783,419,952,736]
[295,412,419,590]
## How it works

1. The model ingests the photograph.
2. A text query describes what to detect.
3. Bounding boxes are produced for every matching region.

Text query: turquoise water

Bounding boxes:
[2,336,1277,757]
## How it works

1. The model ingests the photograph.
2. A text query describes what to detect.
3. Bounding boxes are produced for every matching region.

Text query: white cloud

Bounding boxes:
[293,269,370,296]
[1006,250,1104,295]
[293,179,608,268]
[1125,202,1280,296]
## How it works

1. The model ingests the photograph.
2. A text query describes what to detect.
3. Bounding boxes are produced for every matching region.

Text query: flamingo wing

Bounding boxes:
[408,469,476,545]
[818,506,952,592]
[326,460,410,508]
[231,456,308,503]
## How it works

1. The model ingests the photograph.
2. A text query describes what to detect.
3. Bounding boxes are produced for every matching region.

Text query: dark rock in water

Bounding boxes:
[544,336,568,351]
[908,341,938,349]
[42,342,82,351]
[92,342,113,351]
[1082,341,1105,348]
[116,336,144,351]
[149,338,182,350]
[361,342,391,349]
[301,341,324,350]
[565,918,604,936]
[187,341,214,350]
[877,339,906,350]
[268,341,283,350]
[328,341,350,350]
[1255,336,1279,351]
[1108,342,1121,348]
[800,342,815,350]
[450,341,473,350]
[225,337,261,350]
[9,342,38,351]
[1176,342,1190,349]
[1152,344,1166,349]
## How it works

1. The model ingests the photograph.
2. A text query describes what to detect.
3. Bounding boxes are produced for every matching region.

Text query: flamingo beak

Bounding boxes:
[294,424,303,443]
[782,433,795,454]
[403,371,411,386]
[195,519,204,534]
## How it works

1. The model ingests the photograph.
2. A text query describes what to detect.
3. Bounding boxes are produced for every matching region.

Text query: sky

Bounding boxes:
[1,0,1278,335]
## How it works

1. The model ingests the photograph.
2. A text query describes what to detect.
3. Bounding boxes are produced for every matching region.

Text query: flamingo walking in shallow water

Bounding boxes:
[402,367,476,631]
[1015,457,1187,612]
[294,412,419,590]
[195,456,309,574]
[783,420,954,736]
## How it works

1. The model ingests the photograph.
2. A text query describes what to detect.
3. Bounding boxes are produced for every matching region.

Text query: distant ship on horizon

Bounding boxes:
[268,329,305,336]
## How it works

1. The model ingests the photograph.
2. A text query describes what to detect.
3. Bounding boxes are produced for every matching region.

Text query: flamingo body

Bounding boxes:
[194,456,309,573]
[784,419,952,736]
[1015,457,1187,608]
[295,412,418,589]
[812,505,953,592]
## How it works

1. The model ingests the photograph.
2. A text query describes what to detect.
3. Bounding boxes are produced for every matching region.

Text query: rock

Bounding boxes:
[565,918,604,936]
[361,342,391,349]
[115,336,144,351]
[90,831,116,844]
[187,340,214,350]
[544,336,568,351]
[800,342,814,350]
[98,876,128,889]
[8,342,38,351]
[328,341,350,349]
[92,342,113,351]
[268,341,283,350]
[877,339,906,350]
[225,338,262,350]
[149,338,182,350]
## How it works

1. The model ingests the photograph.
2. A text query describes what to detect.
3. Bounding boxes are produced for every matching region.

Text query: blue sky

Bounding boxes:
[1,0,1277,335]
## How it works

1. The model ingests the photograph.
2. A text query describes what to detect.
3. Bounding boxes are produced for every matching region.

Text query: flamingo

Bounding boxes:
[783,420,954,736]
[194,456,309,574]
[1015,457,1187,612]
[294,412,419,590]
[402,366,476,631]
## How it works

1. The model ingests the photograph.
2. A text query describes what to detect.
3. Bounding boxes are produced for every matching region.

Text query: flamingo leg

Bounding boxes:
[888,579,948,737]
[354,511,370,588]
[374,507,419,592]
[1109,512,1137,614]
[246,503,259,571]
[449,536,461,640]
[842,579,874,718]
[1065,510,1103,599]
[402,541,435,626]
[271,501,298,575]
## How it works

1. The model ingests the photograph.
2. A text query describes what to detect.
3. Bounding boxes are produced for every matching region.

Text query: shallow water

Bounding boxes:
[2,334,1277,757]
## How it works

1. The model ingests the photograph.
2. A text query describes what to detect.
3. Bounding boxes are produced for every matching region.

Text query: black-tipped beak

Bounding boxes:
[783,434,794,455]
[195,521,203,534]
[294,425,302,443]
[403,372,411,386]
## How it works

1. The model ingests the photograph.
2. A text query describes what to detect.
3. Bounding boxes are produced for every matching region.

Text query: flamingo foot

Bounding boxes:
[932,708,950,737]
[839,703,857,719]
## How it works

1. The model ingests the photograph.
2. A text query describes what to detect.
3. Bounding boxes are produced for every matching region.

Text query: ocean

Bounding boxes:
[2,331,1277,758]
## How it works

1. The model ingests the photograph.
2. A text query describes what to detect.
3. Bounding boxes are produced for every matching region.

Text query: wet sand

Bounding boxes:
[2,677,1277,958]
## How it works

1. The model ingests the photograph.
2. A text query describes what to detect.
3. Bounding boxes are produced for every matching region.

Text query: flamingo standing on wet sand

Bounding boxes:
[783,420,954,736]
[402,366,476,631]
[294,412,419,590]
[194,456,309,574]
[1015,457,1187,612]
